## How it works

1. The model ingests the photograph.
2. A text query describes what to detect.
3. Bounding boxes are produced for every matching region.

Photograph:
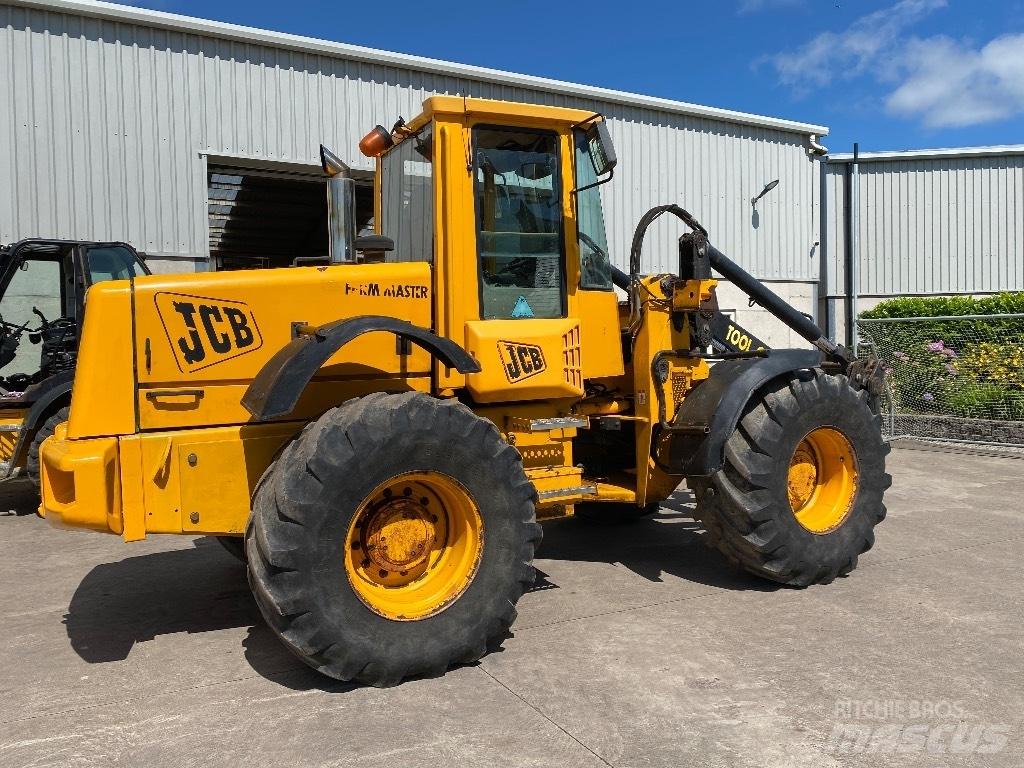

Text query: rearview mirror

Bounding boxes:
[585,121,617,177]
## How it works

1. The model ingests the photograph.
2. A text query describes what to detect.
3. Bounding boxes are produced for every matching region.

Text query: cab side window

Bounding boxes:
[574,128,614,291]
[85,246,143,284]
[474,127,565,319]
[0,258,63,375]
[380,128,434,263]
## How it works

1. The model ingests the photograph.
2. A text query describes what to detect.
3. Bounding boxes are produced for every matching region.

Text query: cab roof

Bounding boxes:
[406,96,598,132]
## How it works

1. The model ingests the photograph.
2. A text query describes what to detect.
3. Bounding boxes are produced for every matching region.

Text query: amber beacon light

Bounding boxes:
[359,125,394,157]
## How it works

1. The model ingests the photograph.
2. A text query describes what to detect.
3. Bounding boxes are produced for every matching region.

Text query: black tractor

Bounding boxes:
[0,239,149,486]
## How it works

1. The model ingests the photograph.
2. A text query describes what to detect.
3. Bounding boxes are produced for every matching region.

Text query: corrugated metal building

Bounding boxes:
[823,145,1024,343]
[0,0,831,345]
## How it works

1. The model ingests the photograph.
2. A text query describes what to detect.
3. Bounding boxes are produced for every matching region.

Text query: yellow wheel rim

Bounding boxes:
[787,427,858,534]
[344,471,483,621]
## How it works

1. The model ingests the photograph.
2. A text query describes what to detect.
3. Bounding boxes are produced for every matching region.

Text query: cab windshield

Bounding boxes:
[473,127,564,319]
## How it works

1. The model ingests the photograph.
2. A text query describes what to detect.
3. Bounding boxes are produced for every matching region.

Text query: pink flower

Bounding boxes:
[927,341,945,353]
[922,392,935,402]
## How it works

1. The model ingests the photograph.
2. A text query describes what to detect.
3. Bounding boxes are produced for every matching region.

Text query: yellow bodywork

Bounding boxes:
[39,95,718,540]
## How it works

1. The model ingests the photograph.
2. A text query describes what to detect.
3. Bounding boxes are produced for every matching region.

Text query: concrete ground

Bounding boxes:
[1,445,1021,768]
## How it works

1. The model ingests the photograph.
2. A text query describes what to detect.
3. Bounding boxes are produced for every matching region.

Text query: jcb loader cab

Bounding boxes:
[0,239,148,485]
[40,97,889,687]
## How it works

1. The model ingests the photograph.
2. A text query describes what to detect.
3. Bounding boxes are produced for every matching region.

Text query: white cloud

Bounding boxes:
[764,0,1024,128]
[886,34,1024,128]
[765,0,946,89]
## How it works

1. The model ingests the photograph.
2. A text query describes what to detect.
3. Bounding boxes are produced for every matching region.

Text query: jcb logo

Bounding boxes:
[155,292,263,372]
[498,341,546,383]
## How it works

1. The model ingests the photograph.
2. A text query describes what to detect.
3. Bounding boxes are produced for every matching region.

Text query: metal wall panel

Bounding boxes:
[825,152,1024,297]
[1,3,821,280]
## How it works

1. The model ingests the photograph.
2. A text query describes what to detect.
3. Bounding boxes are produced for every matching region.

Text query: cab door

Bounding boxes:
[462,124,583,403]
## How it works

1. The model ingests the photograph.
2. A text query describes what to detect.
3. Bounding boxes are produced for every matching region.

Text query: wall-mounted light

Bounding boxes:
[751,179,780,206]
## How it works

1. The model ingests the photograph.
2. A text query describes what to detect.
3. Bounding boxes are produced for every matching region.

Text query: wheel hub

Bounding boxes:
[787,427,859,534]
[788,444,819,511]
[344,472,483,621]
[362,498,437,573]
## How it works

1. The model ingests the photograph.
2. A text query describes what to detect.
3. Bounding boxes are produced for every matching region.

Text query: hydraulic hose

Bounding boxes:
[624,202,847,364]
[610,265,630,291]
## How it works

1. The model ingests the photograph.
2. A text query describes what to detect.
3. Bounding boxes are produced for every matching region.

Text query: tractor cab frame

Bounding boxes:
[0,238,149,483]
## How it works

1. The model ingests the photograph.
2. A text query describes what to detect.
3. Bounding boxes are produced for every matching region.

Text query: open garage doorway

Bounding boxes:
[207,162,373,270]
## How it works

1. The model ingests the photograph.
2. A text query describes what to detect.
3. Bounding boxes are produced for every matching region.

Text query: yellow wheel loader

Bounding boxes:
[39,97,890,686]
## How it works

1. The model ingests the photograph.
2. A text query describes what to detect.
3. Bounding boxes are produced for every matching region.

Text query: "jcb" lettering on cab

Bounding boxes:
[498,341,546,383]
[155,292,263,372]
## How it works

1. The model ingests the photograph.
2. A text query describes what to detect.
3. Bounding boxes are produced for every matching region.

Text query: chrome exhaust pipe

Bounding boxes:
[320,145,356,264]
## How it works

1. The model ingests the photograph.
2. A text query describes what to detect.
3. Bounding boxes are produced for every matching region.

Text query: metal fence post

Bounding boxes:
[851,143,860,356]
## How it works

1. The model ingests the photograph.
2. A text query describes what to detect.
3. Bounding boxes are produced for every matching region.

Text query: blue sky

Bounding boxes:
[129,0,1023,153]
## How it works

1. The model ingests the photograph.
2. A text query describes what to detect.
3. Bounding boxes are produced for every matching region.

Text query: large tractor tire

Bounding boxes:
[25,406,69,487]
[691,370,890,587]
[247,392,541,687]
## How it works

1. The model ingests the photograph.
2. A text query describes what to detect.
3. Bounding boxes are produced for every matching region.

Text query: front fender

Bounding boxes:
[666,349,822,478]
[241,315,480,421]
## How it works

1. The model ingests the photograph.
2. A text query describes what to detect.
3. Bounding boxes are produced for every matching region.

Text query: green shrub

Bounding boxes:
[861,292,1024,319]
[945,382,1024,420]
[860,293,1024,355]
[955,343,1024,391]
[859,293,1024,422]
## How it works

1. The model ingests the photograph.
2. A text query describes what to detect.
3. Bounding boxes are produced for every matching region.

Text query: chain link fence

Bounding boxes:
[858,314,1024,447]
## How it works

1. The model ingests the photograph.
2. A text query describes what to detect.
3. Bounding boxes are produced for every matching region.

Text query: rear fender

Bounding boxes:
[665,349,822,478]
[241,315,479,421]
[5,373,73,476]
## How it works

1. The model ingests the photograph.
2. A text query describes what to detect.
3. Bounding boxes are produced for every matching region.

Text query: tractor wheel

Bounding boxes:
[25,406,69,487]
[247,392,541,687]
[691,371,890,587]
[216,536,247,563]
[573,501,657,524]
